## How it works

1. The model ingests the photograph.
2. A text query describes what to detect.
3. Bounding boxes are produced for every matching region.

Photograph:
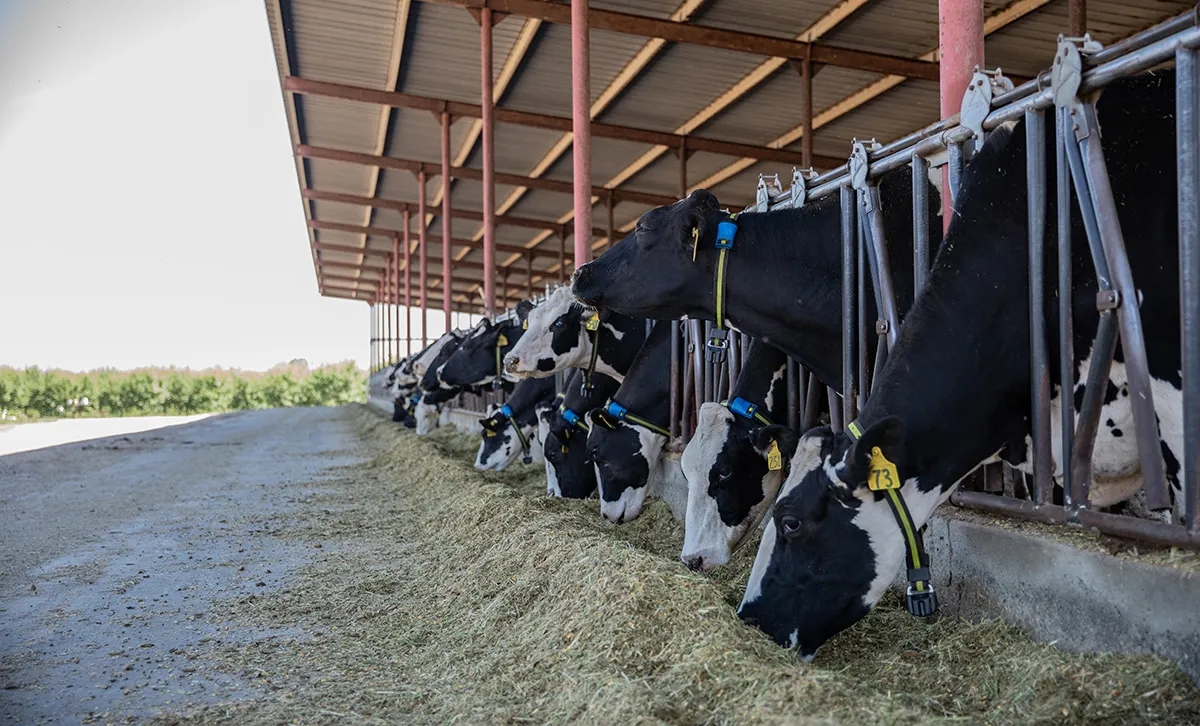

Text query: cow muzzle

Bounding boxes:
[503,354,521,373]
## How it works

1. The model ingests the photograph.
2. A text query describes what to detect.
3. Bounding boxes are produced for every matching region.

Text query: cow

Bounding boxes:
[503,286,648,384]
[570,168,941,394]
[411,330,464,381]
[475,376,558,471]
[680,339,791,571]
[419,333,467,393]
[440,302,535,388]
[737,69,1186,659]
[585,321,688,524]
[542,369,621,498]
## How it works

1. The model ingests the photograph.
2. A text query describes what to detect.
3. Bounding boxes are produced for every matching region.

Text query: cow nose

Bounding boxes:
[682,554,704,572]
[504,355,520,373]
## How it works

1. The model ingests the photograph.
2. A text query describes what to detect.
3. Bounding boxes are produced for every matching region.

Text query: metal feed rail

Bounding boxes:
[723,10,1200,548]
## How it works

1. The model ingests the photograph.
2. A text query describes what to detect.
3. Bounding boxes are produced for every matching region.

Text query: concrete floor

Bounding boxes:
[0,407,363,723]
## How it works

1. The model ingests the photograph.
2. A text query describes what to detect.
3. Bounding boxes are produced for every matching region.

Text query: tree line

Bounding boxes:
[0,361,365,420]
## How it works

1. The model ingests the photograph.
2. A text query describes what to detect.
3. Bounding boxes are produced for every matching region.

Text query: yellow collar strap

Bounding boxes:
[706,213,740,363]
[845,420,938,618]
[581,312,602,394]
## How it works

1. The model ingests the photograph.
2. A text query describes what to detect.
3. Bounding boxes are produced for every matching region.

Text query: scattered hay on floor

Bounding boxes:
[160,406,1200,725]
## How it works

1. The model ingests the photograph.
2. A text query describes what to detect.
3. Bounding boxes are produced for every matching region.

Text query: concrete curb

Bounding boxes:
[915,513,1200,684]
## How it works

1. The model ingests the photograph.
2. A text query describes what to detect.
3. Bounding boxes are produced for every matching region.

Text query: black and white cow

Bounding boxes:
[585,321,688,523]
[503,286,648,382]
[680,339,791,571]
[738,69,1186,659]
[571,169,941,393]
[475,376,558,471]
[440,302,534,388]
[542,368,621,499]
[419,333,466,393]
[411,330,464,383]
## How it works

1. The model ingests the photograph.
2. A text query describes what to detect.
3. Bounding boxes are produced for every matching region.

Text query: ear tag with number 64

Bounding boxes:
[867,446,900,491]
[766,440,783,471]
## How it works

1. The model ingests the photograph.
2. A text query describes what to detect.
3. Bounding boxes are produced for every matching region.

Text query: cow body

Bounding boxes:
[739,70,1185,658]
[681,339,791,571]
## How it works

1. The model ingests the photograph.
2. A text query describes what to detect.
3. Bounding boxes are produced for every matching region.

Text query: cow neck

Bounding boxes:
[590,309,647,381]
[712,205,852,390]
[727,341,790,425]
[608,322,673,435]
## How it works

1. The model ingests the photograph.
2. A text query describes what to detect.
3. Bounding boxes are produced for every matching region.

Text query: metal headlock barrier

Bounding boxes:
[690,8,1199,549]
[424,10,1198,550]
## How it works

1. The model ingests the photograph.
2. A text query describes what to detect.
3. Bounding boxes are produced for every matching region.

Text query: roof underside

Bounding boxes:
[265,0,1190,312]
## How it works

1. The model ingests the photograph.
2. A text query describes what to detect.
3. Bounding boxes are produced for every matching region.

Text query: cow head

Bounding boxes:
[738,417,941,660]
[414,397,441,435]
[420,336,464,392]
[543,415,598,499]
[504,287,598,377]
[572,190,725,315]
[679,403,792,572]
[475,408,537,471]
[585,408,669,523]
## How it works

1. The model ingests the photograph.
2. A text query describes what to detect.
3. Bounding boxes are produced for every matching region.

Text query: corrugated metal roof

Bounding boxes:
[266,0,1189,309]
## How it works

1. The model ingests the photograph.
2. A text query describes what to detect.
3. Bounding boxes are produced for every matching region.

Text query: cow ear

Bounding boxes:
[685,188,719,212]
[846,416,905,483]
[516,300,534,321]
[753,424,798,469]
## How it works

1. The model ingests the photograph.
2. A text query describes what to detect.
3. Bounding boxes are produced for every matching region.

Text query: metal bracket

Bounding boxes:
[790,167,817,208]
[960,67,1015,153]
[1052,35,1104,140]
[875,319,890,336]
[755,174,782,212]
[1096,289,1120,311]
[848,139,876,194]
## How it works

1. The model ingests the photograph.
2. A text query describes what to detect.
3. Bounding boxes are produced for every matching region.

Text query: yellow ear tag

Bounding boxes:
[522,319,528,330]
[867,446,900,491]
[691,227,700,262]
[585,313,600,332]
[484,429,496,438]
[766,440,783,471]
[497,333,508,347]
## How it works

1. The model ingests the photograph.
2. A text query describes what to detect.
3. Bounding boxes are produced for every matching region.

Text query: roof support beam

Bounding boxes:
[284,77,836,167]
[481,8,497,315]
[571,0,592,270]
[310,221,562,259]
[296,143,677,207]
[417,0,939,80]
[304,189,609,237]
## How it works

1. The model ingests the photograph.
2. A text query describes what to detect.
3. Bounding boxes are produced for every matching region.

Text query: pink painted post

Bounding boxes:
[392,234,401,363]
[419,169,428,347]
[939,0,984,229]
[571,0,593,269]
[481,8,497,314]
[441,110,453,328]
[403,217,412,356]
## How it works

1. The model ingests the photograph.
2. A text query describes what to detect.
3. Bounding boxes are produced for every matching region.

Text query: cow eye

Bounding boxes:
[552,319,565,330]
[716,467,733,482]
[780,515,802,536]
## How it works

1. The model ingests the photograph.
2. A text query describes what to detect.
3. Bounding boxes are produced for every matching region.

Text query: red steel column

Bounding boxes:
[441,111,453,328]
[481,9,497,315]
[383,260,391,365]
[403,219,412,356]
[419,169,428,347]
[571,0,593,269]
[392,234,401,363]
[939,0,984,227]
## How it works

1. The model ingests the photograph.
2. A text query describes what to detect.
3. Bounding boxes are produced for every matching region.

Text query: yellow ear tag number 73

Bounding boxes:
[867,446,900,491]
[766,440,783,471]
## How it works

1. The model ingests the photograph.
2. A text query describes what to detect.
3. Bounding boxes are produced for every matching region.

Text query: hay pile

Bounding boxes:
[165,406,1200,725]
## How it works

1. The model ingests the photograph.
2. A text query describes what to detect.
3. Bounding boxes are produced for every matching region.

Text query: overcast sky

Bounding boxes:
[0,0,421,371]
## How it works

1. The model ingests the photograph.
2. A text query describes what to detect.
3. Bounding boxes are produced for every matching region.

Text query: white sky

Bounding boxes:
[0,0,447,372]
